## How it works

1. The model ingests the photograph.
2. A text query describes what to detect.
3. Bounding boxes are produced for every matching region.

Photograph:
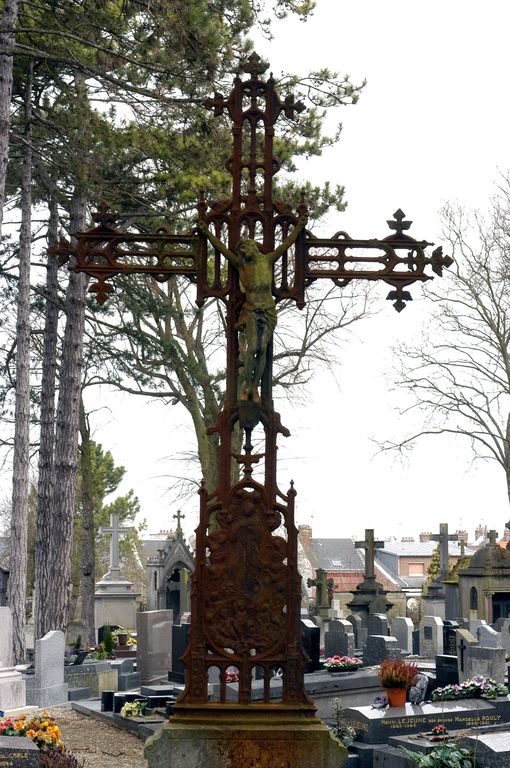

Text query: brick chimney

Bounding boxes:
[475,524,487,540]
[419,531,432,542]
[401,536,415,542]
[456,529,468,543]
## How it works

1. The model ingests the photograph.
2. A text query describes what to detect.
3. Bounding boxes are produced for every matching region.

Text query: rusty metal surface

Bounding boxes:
[53,52,452,715]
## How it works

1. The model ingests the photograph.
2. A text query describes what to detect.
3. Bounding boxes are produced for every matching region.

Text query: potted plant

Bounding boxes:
[378,658,418,707]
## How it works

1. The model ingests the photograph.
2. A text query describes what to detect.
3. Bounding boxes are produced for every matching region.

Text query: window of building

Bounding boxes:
[408,562,425,575]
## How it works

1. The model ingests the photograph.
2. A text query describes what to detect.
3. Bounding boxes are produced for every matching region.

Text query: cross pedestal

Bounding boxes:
[348,529,392,630]
[94,514,140,634]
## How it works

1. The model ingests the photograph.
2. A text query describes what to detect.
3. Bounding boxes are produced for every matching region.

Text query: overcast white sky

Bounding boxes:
[6,1,510,544]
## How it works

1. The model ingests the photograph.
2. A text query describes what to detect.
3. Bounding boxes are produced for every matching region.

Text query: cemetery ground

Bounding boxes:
[47,706,147,768]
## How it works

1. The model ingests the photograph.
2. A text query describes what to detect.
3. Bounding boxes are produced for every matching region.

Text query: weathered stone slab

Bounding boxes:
[362,635,399,666]
[0,735,40,767]
[342,699,510,744]
[465,646,506,684]
[391,617,413,654]
[458,730,510,767]
[137,610,173,685]
[25,630,68,706]
[419,616,443,657]
[477,625,502,648]
[64,661,117,696]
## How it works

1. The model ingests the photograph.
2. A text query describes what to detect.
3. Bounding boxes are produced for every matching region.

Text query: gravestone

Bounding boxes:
[0,606,26,711]
[391,617,413,654]
[0,736,40,767]
[477,624,502,648]
[496,618,510,654]
[25,630,68,706]
[442,619,459,655]
[469,618,487,636]
[456,627,479,683]
[363,635,399,666]
[435,654,459,686]
[464,645,506,684]
[169,619,190,683]
[137,610,173,686]
[301,619,320,672]
[346,614,363,648]
[324,620,354,659]
[419,616,443,657]
[367,613,388,637]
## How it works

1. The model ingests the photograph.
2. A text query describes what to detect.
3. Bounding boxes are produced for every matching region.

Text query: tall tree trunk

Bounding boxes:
[48,193,88,631]
[8,61,32,663]
[0,0,19,238]
[79,397,96,646]
[34,187,60,641]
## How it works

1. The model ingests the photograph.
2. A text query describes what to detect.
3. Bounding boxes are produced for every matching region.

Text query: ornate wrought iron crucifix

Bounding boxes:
[54,52,452,720]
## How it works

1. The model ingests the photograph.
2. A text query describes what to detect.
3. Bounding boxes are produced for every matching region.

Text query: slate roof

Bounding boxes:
[382,540,471,557]
[309,539,365,571]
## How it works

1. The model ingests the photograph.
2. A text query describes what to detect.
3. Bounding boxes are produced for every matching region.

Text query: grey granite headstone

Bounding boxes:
[137,610,173,686]
[0,736,40,767]
[469,618,487,635]
[477,624,502,648]
[363,635,399,666]
[442,619,459,655]
[368,613,389,636]
[465,645,506,684]
[324,620,354,658]
[391,617,413,654]
[26,630,68,706]
[346,614,363,647]
[456,627,479,682]
[496,618,510,654]
[419,616,443,657]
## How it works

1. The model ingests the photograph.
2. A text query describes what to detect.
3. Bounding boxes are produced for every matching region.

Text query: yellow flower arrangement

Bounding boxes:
[0,710,64,751]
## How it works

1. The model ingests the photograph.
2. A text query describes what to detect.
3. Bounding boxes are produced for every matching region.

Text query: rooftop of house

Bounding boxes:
[308,538,365,572]
[381,540,472,557]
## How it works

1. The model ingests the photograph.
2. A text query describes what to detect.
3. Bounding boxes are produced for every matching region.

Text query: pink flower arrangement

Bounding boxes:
[324,655,362,670]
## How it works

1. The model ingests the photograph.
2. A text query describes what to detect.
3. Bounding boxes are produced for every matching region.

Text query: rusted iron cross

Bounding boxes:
[53,52,452,718]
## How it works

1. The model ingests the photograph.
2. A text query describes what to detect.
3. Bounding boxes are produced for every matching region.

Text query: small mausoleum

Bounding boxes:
[144,516,194,622]
[458,531,510,622]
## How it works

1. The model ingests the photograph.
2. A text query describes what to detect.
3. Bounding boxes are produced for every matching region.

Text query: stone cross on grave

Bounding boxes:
[99,513,135,581]
[458,636,467,672]
[487,529,498,545]
[431,523,458,580]
[307,568,333,616]
[173,509,185,537]
[355,529,384,581]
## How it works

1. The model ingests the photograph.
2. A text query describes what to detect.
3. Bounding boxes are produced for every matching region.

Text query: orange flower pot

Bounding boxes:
[386,687,407,707]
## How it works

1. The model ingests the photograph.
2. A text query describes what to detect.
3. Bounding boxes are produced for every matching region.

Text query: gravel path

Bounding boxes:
[47,706,149,768]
